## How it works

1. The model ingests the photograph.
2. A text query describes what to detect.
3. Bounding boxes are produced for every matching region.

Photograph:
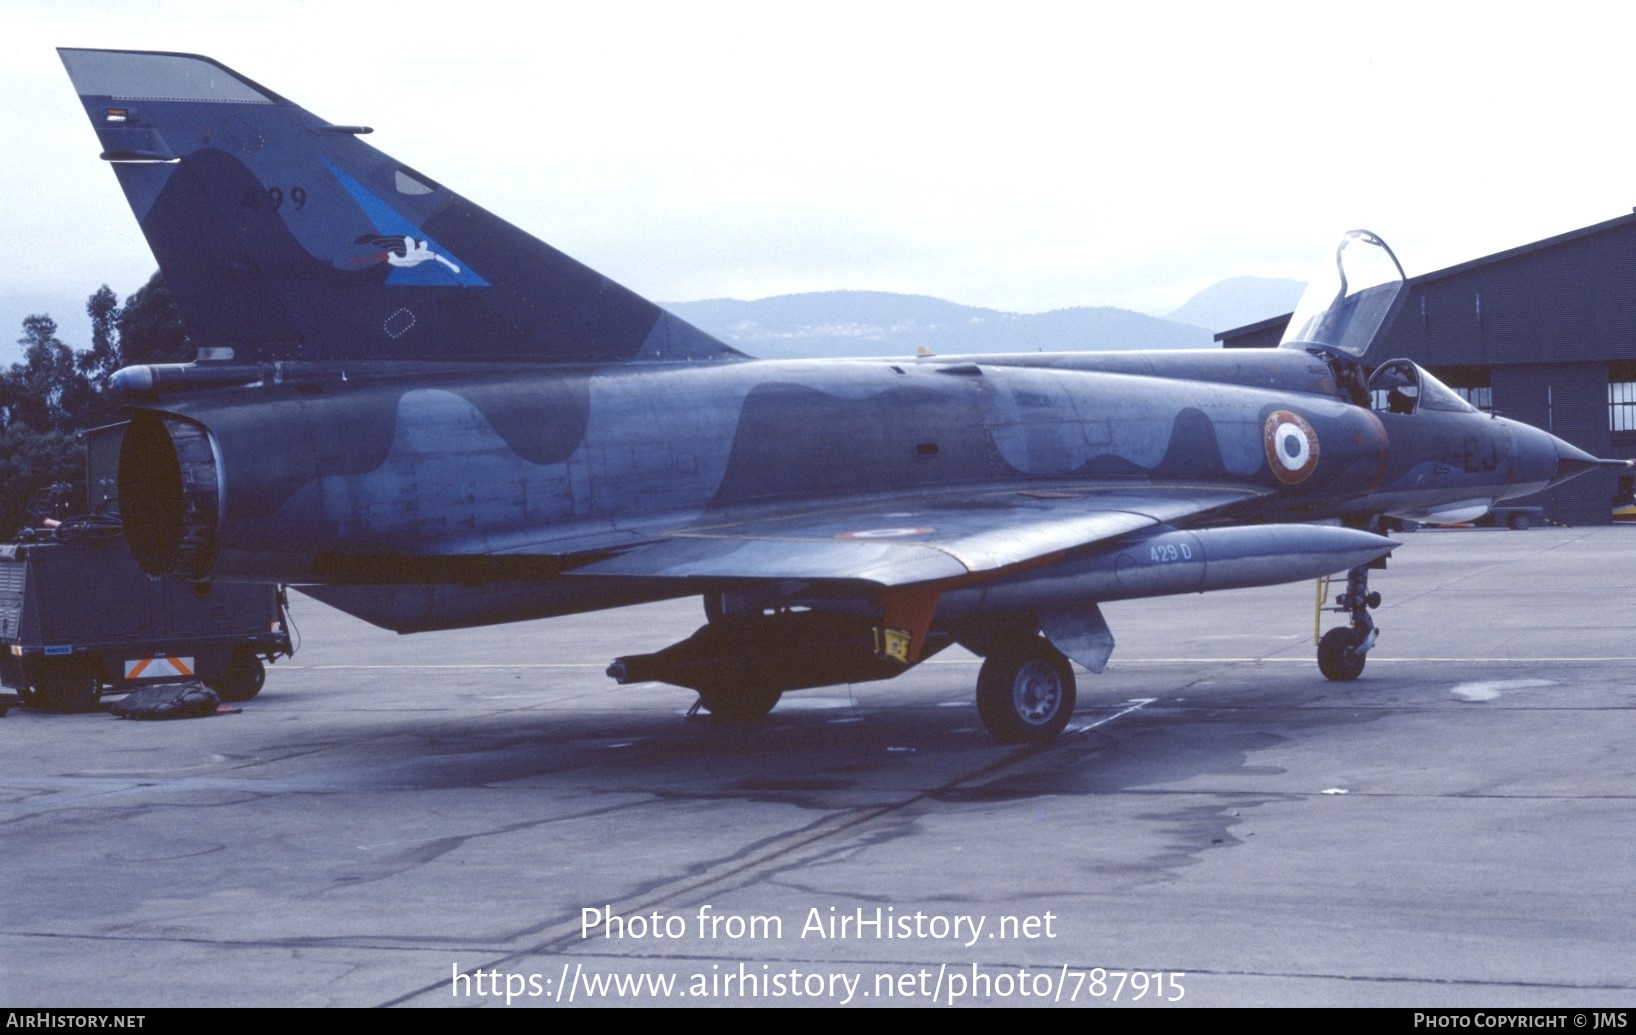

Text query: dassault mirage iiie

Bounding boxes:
[57,48,1627,740]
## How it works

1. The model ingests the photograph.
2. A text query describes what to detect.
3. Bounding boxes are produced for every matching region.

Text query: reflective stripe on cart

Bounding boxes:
[125,656,196,679]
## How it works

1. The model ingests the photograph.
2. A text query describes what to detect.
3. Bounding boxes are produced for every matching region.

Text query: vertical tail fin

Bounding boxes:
[59,48,739,366]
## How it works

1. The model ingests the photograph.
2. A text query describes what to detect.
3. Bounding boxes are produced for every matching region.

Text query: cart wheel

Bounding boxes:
[210,648,266,701]
[32,656,101,713]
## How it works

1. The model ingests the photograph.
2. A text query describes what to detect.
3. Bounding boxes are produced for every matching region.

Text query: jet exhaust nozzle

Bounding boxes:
[119,412,222,579]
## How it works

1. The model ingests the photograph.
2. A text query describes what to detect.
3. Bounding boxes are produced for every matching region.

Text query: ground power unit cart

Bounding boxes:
[1,521,293,712]
[1,423,293,713]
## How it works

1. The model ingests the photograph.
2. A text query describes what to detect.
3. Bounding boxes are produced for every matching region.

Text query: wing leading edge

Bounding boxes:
[565,483,1269,585]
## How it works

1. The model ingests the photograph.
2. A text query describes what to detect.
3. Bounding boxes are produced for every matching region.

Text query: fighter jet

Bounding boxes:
[57,48,1626,741]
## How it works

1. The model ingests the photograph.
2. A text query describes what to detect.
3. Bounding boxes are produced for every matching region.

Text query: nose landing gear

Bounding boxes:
[1318,563,1381,681]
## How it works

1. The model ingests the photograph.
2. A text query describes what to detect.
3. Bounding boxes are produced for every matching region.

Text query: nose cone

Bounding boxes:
[1502,422,1631,495]
[1547,434,1631,488]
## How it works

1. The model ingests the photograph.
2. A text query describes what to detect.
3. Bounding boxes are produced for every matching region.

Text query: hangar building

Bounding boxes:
[1217,212,1636,525]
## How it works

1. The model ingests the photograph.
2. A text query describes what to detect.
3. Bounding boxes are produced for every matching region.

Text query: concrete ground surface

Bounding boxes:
[2,526,1633,1007]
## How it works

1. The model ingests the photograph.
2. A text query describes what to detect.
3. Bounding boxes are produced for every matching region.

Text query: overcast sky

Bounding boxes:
[6,0,1634,355]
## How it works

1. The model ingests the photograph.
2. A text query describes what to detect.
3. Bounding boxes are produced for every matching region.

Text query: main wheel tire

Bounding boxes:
[976,640,1076,743]
[1318,627,1367,681]
[31,656,101,713]
[1507,511,1532,531]
[695,685,783,721]
[209,649,266,702]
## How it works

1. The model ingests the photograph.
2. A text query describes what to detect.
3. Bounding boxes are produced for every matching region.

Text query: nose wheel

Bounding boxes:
[1318,564,1380,682]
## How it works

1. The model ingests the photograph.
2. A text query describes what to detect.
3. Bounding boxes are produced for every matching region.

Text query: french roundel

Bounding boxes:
[1263,410,1320,485]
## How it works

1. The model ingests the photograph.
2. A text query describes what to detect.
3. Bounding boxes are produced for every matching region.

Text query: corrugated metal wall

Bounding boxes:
[1492,363,1615,525]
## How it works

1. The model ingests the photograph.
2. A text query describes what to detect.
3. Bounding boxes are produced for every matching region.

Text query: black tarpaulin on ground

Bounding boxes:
[111,682,222,720]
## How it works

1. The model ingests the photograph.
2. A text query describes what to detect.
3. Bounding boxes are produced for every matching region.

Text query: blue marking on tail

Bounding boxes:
[323,158,490,288]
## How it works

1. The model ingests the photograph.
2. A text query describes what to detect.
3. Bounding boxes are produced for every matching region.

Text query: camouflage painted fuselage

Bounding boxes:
[123,348,1558,603]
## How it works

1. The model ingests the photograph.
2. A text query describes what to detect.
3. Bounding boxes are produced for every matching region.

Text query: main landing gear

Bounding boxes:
[1318,563,1381,681]
[976,636,1078,743]
[616,593,1082,743]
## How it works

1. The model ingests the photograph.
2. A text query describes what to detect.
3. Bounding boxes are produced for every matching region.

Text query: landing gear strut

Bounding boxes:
[1318,563,1381,681]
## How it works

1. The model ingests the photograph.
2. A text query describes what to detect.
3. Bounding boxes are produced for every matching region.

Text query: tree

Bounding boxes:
[0,274,190,537]
[0,425,80,537]
[117,272,191,367]
[7,315,82,433]
[80,284,122,384]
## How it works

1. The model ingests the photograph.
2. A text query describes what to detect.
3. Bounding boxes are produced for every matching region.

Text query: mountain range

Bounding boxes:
[664,277,1304,360]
